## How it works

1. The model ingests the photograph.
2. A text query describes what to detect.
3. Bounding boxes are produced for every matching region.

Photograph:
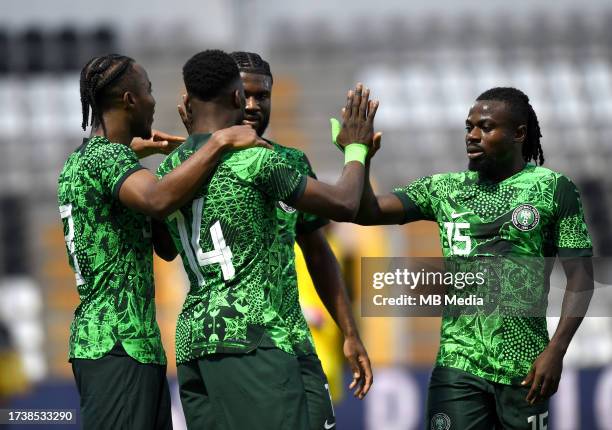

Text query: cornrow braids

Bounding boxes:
[229,51,273,83]
[79,53,134,133]
[476,87,544,165]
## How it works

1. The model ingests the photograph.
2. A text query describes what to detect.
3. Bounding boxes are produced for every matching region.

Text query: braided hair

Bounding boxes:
[229,51,273,83]
[79,54,134,133]
[476,87,544,165]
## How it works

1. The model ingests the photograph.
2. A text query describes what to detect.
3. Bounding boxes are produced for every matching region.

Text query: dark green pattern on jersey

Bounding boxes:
[156,134,306,363]
[393,164,592,384]
[57,136,166,364]
[270,141,329,355]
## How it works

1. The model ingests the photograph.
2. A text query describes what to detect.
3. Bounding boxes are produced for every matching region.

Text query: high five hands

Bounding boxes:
[331,83,382,159]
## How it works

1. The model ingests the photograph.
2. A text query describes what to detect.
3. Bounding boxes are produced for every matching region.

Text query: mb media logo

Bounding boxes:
[512,204,540,231]
[431,413,451,430]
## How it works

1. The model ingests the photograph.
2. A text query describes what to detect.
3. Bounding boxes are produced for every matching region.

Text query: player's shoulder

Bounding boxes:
[61,137,128,175]
[271,141,305,159]
[225,144,290,164]
[158,141,187,171]
[430,170,470,183]
[58,148,80,188]
[410,171,471,190]
[158,134,207,175]
[222,146,283,181]
[269,140,310,172]
[84,136,134,159]
[524,165,576,188]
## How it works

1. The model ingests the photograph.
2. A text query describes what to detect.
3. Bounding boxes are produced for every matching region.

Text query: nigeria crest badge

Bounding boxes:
[278,201,296,214]
[430,413,451,430]
[512,204,540,231]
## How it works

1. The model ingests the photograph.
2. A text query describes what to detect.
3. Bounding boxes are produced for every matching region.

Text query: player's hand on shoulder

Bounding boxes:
[336,82,380,150]
[130,129,185,158]
[212,125,271,151]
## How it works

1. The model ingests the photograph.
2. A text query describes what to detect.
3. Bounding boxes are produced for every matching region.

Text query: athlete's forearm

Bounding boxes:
[549,257,594,354]
[297,231,360,339]
[293,162,365,222]
[145,136,228,218]
[354,165,381,225]
[354,165,405,226]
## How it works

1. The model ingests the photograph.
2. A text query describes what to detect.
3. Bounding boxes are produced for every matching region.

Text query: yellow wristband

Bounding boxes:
[344,143,368,165]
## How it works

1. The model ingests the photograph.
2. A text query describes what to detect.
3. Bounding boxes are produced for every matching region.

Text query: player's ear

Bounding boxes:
[184,94,193,115]
[123,91,136,110]
[233,89,243,109]
[515,124,527,145]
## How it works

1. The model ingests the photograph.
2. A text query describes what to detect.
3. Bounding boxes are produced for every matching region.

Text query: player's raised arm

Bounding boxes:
[119,125,267,220]
[290,84,378,221]
[328,107,405,226]
[354,166,406,225]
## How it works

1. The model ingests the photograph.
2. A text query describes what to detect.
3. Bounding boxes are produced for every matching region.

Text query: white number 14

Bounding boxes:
[169,198,235,286]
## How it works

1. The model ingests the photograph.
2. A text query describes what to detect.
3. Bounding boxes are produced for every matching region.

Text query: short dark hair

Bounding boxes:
[476,87,544,165]
[79,54,134,132]
[229,51,273,83]
[183,50,240,101]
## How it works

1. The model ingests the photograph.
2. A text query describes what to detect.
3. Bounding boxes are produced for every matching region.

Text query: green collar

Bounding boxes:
[186,133,213,150]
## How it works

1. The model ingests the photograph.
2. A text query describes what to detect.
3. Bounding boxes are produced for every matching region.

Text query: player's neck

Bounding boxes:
[190,105,239,135]
[91,118,133,146]
[479,160,527,183]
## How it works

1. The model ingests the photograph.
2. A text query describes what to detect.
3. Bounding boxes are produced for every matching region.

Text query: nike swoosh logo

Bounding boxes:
[451,211,472,219]
[324,420,336,429]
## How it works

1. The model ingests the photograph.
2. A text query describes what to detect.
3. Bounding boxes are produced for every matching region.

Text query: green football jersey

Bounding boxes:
[156,134,307,363]
[57,136,166,365]
[393,164,592,384]
[270,141,329,356]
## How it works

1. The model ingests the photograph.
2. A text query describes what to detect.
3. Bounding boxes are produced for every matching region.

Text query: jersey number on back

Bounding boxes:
[169,198,235,285]
[443,222,472,256]
[527,412,548,430]
[59,204,85,286]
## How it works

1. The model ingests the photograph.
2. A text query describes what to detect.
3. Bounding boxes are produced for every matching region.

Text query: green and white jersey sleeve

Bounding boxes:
[392,175,437,222]
[57,136,166,364]
[553,176,592,256]
[392,165,592,384]
[157,134,306,363]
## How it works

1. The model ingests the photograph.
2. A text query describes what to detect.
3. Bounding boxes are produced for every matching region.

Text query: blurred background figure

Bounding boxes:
[0,322,28,405]
[1,1,612,429]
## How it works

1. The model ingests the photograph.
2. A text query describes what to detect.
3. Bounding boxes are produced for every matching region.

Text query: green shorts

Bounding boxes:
[427,366,549,430]
[178,347,310,430]
[297,353,336,430]
[71,343,172,430]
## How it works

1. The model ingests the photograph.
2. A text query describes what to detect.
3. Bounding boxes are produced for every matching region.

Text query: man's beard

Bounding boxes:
[136,124,153,140]
[256,117,270,137]
[468,156,496,176]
